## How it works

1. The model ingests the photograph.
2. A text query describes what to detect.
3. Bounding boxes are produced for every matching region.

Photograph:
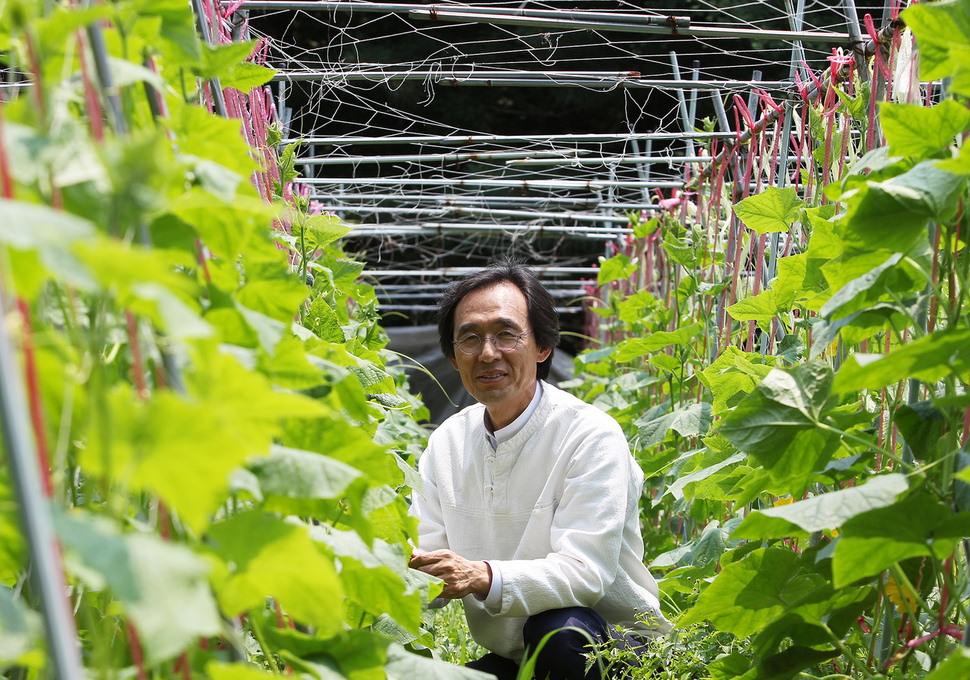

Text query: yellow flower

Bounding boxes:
[886,572,917,612]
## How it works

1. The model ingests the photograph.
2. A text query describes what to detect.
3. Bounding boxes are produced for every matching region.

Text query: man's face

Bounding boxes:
[450,281,552,430]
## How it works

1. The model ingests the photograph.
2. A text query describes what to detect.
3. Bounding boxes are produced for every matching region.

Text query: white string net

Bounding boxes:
[239,0,891,328]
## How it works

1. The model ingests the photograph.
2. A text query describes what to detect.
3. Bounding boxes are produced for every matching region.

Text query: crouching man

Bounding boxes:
[410,262,670,679]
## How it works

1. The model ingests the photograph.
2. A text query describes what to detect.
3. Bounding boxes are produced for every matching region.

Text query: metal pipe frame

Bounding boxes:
[363,266,599,277]
[311,193,661,208]
[346,224,632,240]
[300,177,687,189]
[271,69,793,91]
[331,205,647,222]
[297,149,593,165]
[229,1,690,28]
[0,291,84,680]
[284,132,740,146]
[407,8,851,43]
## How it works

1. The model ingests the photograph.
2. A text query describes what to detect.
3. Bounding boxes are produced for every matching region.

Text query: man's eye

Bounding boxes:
[496,331,517,340]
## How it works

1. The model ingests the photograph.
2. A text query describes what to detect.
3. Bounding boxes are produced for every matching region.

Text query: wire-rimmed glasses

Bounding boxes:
[453,330,531,355]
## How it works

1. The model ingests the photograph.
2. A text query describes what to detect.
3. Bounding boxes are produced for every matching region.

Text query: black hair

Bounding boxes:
[437,261,560,380]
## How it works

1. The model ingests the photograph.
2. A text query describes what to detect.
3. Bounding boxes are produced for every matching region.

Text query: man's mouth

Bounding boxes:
[478,371,506,381]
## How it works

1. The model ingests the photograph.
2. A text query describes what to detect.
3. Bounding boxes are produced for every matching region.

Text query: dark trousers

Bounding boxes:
[465,607,643,680]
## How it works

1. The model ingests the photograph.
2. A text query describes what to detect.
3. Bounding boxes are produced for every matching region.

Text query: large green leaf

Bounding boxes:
[677,548,808,637]
[698,346,772,415]
[206,512,344,635]
[832,490,970,587]
[0,585,42,665]
[636,402,712,448]
[840,161,967,253]
[733,186,805,235]
[902,0,970,97]
[832,328,970,393]
[309,525,422,633]
[613,323,703,361]
[818,253,904,321]
[55,513,221,663]
[248,444,368,518]
[718,361,841,491]
[385,643,492,680]
[726,289,780,326]
[921,647,970,680]
[895,401,946,461]
[597,253,638,285]
[880,99,970,158]
[732,473,908,540]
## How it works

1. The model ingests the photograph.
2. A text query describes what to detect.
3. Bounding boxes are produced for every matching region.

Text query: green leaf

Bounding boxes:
[677,547,802,637]
[206,662,278,680]
[658,453,744,505]
[833,490,969,587]
[880,99,970,158]
[196,40,259,81]
[307,296,346,343]
[220,61,276,92]
[597,253,637,285]
[818,252,903,321]
[0,585,42,664]
[726,289,780,326]
[309,525,421,632]
[922,647,970,680]
[733,186,805,235]
[832,328,970,393]
[732,473,908,540]
[718,361,840,490]
[902,0,970,96]
[840,161,967,253]
[698,346,772,415]
[895,401,946,461]
[248,444,368,518]
[207,512,344,634]
[636,402,712,448]
[55,513,221,663]
[662,230,696,268]
[385,643,491,680]
[613,323,703,361]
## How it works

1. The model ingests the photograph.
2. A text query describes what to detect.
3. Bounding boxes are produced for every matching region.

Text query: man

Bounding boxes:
[409,262,669,680]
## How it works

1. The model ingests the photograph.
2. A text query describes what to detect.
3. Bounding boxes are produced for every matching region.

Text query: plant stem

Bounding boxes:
[250,613,282,674]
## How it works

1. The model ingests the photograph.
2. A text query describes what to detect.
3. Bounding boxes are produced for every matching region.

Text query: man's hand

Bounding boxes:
[409,549,492,599]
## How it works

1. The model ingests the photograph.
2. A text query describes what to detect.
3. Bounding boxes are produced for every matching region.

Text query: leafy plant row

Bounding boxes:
[0,1,473,679]
[566,2,970,679]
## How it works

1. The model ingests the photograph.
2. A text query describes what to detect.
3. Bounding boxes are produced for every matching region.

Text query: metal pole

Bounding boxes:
[842,0,869,84]
[286,132,739,145]
[300,177,687,189]
[670,52,696,158]
[228,2,692,28]
[407,8,851,43]
[271,70,792,90]
[326,205,647,223]
[0,290,84,680]
[191,0,228,117]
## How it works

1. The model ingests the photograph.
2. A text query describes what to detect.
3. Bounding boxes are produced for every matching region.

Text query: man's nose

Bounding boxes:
[479,336,502,360]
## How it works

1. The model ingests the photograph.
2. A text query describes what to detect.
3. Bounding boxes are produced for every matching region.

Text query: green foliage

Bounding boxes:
[0,1,446,678]
[563,2,970,678]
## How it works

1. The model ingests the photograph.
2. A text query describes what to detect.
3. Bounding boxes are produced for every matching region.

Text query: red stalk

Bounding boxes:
[16,299,54,498]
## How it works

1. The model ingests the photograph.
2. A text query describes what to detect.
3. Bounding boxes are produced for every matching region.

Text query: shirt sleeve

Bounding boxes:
[411,437,449,553]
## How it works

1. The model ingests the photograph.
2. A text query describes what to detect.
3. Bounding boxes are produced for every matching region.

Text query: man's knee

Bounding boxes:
[523,607,609,679]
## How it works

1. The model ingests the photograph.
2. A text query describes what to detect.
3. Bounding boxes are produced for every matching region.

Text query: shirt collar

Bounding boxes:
[485,381,543,451]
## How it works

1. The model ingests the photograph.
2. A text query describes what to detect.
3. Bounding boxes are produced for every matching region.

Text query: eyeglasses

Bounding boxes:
[453,330,531,355]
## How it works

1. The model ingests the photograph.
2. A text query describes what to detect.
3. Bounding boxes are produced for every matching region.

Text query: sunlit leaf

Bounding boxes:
[733,186,805,235]
[206,512,344,634]
[732,473,908,540]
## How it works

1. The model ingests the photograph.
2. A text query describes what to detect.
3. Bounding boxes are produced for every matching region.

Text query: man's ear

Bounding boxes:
[450,355,460,371]
[537,346,552,363]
